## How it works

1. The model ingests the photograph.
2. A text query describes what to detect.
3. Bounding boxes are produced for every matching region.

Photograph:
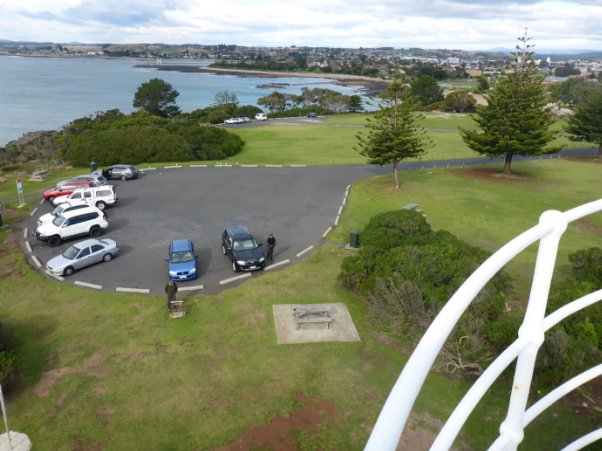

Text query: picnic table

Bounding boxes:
[28,170,50,182]
[292,304,333,329]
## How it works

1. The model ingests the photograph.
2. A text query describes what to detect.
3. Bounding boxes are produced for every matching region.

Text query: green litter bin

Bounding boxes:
[349,231,361,248]
[90,161,97,172]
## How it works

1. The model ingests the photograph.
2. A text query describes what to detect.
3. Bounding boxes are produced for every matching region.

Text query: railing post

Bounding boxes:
[495,210,567,450]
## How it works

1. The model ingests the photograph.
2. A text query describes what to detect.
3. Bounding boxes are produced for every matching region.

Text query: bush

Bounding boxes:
[0,322,15,387]
[339,209,512,373]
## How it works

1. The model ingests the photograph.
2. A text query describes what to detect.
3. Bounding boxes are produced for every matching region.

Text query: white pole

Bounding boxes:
[0,384,13,450]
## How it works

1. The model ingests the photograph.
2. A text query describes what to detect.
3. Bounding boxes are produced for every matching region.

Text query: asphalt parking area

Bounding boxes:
[25,165,386,295]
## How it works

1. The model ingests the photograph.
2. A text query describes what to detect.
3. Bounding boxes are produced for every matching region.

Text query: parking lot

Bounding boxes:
[25,164,386,295]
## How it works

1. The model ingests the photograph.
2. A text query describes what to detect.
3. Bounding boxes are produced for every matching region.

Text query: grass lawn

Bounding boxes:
[1,158,600,449]
[227,114,593,166]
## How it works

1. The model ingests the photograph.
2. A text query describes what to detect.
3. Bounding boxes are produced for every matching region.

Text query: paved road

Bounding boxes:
[25,164,387,295]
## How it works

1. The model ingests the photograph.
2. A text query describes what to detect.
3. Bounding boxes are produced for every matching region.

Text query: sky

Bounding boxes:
[1,0,601,52]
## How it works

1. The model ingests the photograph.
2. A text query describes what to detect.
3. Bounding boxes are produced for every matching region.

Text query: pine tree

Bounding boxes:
[566,86,602,159]
[356,75,433,189]
[460,31,559,175]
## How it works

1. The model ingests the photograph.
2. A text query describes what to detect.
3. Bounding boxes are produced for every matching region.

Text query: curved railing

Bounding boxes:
[365,199,602,451]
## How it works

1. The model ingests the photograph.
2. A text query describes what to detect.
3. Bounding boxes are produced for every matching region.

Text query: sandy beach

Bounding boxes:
[139,64,390,95]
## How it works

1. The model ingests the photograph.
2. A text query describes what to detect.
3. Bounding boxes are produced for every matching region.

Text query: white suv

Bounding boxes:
[34,205,108,247]
[52,185,117,210]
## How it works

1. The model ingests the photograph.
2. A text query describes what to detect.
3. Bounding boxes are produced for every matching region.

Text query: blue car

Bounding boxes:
[167,239,198,280]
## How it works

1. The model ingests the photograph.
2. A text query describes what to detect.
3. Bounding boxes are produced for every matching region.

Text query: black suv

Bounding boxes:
[222,225,265,272]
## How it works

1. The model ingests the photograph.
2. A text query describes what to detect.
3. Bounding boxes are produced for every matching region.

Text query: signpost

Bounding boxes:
[16,179,25,208]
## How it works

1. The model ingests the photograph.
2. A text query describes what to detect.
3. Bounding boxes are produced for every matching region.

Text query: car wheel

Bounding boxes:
[121,174,127,181]
[222,245,227,255]
[96,201,106,210]
[48,235,61,247]
[232,261,239,272]
[89,225,101,237]
[63,266,75,277]
[102,253,113,262]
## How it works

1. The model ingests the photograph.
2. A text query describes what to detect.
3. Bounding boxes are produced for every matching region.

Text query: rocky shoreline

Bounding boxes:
[136,64,390,96]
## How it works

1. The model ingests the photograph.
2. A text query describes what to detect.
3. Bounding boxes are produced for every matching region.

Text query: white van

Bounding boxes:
[255,112,268,121]
[34,205,108,247]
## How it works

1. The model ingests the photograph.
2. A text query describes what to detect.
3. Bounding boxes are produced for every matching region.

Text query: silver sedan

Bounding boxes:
[46,238,119,276]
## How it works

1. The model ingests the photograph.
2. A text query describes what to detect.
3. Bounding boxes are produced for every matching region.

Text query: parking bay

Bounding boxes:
[28,165,386,294]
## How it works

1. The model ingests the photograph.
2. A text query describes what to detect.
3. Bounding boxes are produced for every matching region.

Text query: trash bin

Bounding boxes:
[90,161,97,172]
[349,231,361,248]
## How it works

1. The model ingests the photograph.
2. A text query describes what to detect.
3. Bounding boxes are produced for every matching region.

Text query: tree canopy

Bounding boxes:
[460,32,559,175]
[410,75,444,107]
[356,74,433,189]
[565,85,602,158]
[133,78,181,117]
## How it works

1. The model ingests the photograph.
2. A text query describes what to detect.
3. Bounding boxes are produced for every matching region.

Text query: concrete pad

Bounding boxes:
[273,303,360,344]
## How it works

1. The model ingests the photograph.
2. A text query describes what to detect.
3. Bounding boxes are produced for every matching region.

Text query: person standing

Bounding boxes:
[266,233,276,262]
[164,280,178,312]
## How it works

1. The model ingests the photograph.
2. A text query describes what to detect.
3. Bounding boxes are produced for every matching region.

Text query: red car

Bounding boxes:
[43,180,97,203]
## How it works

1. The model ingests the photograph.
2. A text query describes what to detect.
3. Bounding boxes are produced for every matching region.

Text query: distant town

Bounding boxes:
[1,40,601,80]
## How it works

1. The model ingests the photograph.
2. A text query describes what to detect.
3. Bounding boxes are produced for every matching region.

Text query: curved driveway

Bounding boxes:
[26,165,386,295]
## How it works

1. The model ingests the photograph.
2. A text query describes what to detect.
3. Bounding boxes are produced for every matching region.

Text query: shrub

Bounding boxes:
[339,209,512,373]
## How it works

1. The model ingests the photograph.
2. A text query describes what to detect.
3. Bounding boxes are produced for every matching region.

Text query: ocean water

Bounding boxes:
[0,56,362,147]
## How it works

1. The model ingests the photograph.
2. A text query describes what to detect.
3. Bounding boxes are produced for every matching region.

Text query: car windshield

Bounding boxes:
[170,251,193,263]
[233,239,257,251]
[62,245,81,260]
[52,215,66,226]
[51,205,64,216]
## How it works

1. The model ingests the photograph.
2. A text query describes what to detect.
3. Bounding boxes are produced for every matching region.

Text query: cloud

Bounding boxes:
[0,0,601,50]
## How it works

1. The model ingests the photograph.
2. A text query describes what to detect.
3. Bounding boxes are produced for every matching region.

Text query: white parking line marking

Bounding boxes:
[346,184,351,190]
[219,273,252,285]
[143,167,157,171]
[31,255,42,268]
[290,164,307,167]
[215,164,232,167]
[190,164,207,168]
[164,165,182,169]
[265,164,283,167]
[342,196,347,206]
[296,245,314,258]
[335,215,340,226]
[25,241,32,253]
[74,281,102,290]
[30,207,38,217]
[241,165,258,167]
[23,228,28,239]
[322,226,332,238]
[116,287,151,294]
[338,206,343,215]
[178,285,205,292]
[40,199,45,205]
[264,259,290,271]
[45,270,64,281]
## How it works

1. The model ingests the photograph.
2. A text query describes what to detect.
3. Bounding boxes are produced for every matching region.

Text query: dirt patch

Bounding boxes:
[575,218,602,235]
[34,367,74,398]
[218,394,339,451]
[400,411,468,451]
[451,167,535,183]
[55,392,68,407]
[34,350,112,398]
[242,308,267,326]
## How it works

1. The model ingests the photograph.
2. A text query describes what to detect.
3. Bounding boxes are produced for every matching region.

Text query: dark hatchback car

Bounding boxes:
[102,164,139,181]
[222,225,265,272]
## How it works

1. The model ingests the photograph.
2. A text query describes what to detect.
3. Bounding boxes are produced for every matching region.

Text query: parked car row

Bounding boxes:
[36,164,138,276]
[167,225,266,282]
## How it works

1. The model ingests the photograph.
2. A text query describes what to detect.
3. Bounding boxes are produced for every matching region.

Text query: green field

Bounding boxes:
[1,156,600,449]
[226,114,592,165]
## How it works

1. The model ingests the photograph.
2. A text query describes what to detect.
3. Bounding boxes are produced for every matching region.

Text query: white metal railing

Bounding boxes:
[365,199,602,451]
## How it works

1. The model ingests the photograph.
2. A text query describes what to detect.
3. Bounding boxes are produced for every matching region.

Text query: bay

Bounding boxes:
[0,56,362,147]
